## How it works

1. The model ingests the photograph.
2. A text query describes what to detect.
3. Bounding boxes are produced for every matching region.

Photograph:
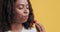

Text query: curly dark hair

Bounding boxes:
[0,0,34,32]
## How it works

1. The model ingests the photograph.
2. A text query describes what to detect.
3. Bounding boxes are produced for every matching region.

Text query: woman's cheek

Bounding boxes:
[17,9,24,15]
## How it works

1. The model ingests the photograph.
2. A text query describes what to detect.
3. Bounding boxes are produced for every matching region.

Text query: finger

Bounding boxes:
[35,23,45,32]
[35,24,41,32]
[35,23,43,32]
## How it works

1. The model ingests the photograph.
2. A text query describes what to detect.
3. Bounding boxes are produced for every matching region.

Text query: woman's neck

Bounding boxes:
[11,23,23,32]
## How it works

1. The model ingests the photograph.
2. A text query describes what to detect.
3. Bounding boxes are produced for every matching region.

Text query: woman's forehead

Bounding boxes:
[16,0,28,5]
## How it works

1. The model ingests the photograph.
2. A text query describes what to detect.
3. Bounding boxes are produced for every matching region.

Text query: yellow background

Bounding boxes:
[30,0,60,32]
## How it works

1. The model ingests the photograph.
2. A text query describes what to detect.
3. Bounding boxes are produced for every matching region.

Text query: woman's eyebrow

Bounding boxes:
[17,4,29,6]
[17,4,24,6]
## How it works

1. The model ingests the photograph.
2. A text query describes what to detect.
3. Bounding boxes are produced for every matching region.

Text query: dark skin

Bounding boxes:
[33,20,46,32]
[11,0,46,32]
[35,22,46,32]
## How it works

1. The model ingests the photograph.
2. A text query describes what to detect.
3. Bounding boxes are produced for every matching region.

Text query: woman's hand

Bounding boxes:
[35,22,46,32]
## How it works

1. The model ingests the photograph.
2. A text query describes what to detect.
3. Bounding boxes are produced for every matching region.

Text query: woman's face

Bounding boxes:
[15,0,29,23]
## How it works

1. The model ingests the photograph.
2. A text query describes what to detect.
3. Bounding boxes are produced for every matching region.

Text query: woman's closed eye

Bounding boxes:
[18,5,29,10]
[26,5,29,9]
[19,5,24,10]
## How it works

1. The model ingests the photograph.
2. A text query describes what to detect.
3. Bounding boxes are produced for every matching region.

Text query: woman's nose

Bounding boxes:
[24,10,27,14]
[24,10,29,14]
[24,7,29,14]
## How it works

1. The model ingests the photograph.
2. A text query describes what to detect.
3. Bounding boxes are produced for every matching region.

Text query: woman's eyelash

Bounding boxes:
[19,7,23,9]
[18,5,29,9]
[18,6,23,9]
[27,7,29,9]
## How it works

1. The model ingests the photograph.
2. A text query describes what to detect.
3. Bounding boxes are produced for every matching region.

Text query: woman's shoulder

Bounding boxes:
[22,27,37,32]
[7,27,37,32]
[30,27,37,32]
[31,27,37,30]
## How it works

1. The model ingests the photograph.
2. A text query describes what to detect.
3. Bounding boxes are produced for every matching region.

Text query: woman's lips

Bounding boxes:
[23,15,28,18]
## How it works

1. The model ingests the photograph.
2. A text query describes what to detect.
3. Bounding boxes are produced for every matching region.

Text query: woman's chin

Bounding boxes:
[22,20,27,23]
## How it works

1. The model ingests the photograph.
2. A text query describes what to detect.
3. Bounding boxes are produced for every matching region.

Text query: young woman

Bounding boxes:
[0,0,45,32]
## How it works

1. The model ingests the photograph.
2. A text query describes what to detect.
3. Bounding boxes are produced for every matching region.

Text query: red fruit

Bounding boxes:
[33,20,36,23]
